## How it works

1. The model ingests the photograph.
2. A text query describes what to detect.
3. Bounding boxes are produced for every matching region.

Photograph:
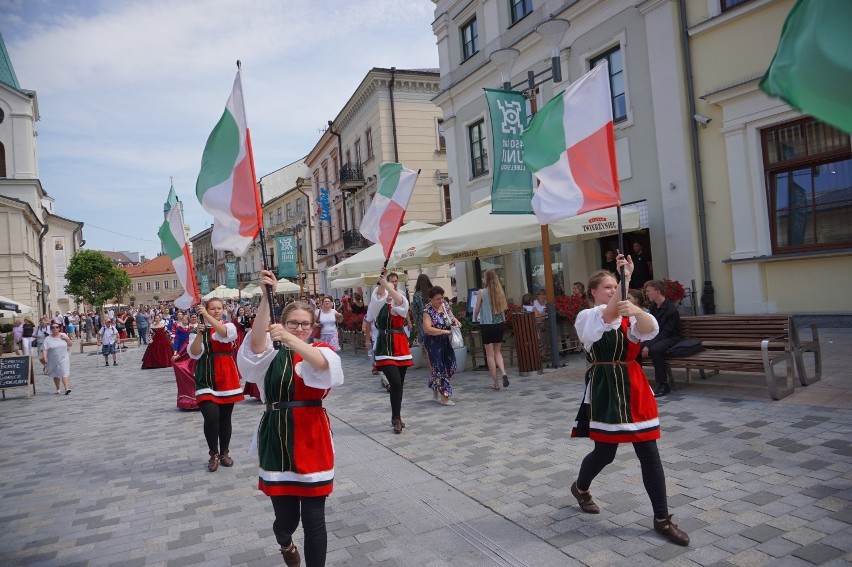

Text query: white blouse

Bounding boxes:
[187,322,237,360]
[574,304,659,353]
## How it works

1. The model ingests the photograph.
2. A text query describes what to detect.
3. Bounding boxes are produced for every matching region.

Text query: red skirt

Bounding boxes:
[142,328,174,369]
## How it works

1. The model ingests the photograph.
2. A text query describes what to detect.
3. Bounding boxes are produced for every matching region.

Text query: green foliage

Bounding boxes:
[65,250,131,309]
[0,323,13,333]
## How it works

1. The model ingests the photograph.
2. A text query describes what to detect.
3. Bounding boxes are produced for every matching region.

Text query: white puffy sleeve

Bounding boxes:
[236,329,276,385]
[574,305,622,352]
[297,346,344,389]
[365,289,386,322]
[628,316,658,343]
[213,322,238,343]
[390,294,409,318]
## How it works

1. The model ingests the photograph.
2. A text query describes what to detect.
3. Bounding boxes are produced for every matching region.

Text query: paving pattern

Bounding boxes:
[0,329,850,566]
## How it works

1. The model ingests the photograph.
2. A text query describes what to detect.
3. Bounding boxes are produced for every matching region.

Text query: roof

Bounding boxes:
[0,32,20,90]
[122,254,176,277]
[96,250,138,264]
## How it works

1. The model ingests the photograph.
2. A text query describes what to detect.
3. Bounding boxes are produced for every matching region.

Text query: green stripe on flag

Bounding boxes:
[522,94,566,173]
[195,109,241,198]
[376,162,403,199]
[158,218,183,260]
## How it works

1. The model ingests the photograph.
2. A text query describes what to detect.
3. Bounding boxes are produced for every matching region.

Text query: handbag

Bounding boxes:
[444,303,464,349]
[666,338,703,357]
[311,310,322,339]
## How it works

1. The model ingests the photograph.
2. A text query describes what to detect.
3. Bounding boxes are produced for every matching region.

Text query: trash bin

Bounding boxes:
[512,312,543,376]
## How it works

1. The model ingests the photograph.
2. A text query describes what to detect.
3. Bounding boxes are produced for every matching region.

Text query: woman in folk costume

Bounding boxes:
[364,272,412,434]
[189,298,244,472]
[570,254,689,546]
[171,313,200,411]
[141,314,174,369]
[237,270,343,567]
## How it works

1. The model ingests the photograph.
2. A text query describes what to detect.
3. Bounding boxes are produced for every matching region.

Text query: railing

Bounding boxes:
[339,162,364,188]
[343,230,370,250]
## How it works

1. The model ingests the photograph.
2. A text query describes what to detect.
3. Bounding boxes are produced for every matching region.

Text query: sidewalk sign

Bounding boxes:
[0,355,35,398]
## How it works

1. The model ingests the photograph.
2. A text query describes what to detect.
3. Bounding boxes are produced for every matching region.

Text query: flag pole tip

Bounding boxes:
[236,60,242,70]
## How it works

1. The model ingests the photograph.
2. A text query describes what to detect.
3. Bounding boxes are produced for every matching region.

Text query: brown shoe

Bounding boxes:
[654,514,690,546]
[571,481,600,514]
[280,542,301,566]
[392,417,402,434]
[399,417,406,428]
[218,450,234,467]
[207,451,218,472]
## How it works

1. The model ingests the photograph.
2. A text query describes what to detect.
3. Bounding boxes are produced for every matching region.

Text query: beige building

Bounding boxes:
[0,33,84,319]
[189,226,219,295]
[123,254,180,307]
[686,0,851,314]
[305,67,451,294]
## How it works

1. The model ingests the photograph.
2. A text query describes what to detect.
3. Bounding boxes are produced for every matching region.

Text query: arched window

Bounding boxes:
[0,142,6,178]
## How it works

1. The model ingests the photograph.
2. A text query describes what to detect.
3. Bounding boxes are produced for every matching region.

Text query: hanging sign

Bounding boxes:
[485,88,533,214]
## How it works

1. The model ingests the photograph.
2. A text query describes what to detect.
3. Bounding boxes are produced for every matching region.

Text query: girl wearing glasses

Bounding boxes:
[238,270,343,566]
[42,323,73,394]
[189,298,244,472]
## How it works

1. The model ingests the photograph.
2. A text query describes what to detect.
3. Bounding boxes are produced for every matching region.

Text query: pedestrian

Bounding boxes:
[98,318,119,366]
[423,286,460,406]
[189,299,244,471]
[136,309,151,345]
[411,274,432,371]
[473,270,509,390]
[629,241,653,289]
[42,321,73,394]
[364,272,413,434]
[21,317,35,356]
[125,309,136,339]
[569,254,689,546]
[641,279,681,397]
[141,314,174,369]
[172,313,200,411]
[627,289,649,312]
[237,270,343,566]
[314,297,342,352]
[34,317,51,362]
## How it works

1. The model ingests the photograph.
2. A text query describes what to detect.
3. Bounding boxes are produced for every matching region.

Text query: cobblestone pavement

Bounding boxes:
[0,329,850,566]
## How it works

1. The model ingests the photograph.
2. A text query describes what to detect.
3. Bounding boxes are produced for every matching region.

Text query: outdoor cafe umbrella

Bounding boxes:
[275,278,301,294]
[329,273,408,290]
[390,198,640,268]
[240,284,262,297]
[202,285,240,301]
[0,295,34,319]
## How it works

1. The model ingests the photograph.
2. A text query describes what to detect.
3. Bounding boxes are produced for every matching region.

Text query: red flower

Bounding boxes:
[553,295,590,324]
[663,279,685,303]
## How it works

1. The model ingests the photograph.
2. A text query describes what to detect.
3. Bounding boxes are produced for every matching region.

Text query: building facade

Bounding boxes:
[189,227,219,295]
[305,67,450,294]
[123,254,180,307]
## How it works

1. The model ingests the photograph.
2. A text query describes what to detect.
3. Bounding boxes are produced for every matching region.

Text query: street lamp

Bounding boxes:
[535,18,570,84]
[490,48,520,90]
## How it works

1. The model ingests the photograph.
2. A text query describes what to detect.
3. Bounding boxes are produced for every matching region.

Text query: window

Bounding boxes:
[510,0,533,24]
[173,279,178,289]
[333,157,339,182]
[163,280,169,289]
[155,281,160,290]
[276,207,282,225]
[337,210,343,239]
[354,138,362,164]
[365,128,374,158]
[286,203,292,218]
[436,118,446,151]
[461,18,479,61]
[296,198,303,215]
[591,47,627,123]
[345,149,351,166]
[468,119,488,178]
[0,143,6,177]
[268,212,274,226]
[136,283,142,292]
[721,0,755,12]
[443,185,452,221]
[146,282,151,291]
[762,118,852,253]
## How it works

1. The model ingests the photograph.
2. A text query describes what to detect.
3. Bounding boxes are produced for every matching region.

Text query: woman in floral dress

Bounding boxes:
[422,286,461,406]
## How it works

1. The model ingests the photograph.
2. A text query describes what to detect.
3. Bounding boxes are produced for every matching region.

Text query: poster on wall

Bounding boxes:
[53,237,68,299]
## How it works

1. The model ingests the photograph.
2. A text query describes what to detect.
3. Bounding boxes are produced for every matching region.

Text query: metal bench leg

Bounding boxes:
[763,341,795,400]
[792,325,821,386]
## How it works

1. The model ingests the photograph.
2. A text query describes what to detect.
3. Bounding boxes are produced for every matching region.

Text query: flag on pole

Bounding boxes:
[523,62,620,225]
[195,69,262,256]
[360,162,418,259]
[158,204,200,310]
[759,0,852,135]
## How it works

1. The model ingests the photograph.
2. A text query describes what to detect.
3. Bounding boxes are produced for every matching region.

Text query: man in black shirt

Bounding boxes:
[642,280,681,397]
[630,241,653,289]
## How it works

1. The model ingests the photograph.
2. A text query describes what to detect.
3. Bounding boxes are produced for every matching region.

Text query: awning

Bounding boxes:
[328,273,409,290]
[241,284,263,297]
[391,199,640,268]
[0,295,35,319]
[202,285,240,300]
[327,221,438,280]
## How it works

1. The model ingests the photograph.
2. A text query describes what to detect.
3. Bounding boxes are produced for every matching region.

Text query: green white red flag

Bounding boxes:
[523,62,620,224]
[158,203,200,310]
[360,162,418,259]
[195,70,262,257]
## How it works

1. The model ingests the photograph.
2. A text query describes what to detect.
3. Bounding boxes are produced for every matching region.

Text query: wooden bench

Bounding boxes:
[80,337,137,353]
[642,314,820,400]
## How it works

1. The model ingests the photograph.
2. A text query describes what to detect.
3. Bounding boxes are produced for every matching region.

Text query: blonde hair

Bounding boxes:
[282,301,315,324]
[483,270,506,313]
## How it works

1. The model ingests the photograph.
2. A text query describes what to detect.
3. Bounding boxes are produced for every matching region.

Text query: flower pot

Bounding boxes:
[453,346,468,374]
[410,344,423,369]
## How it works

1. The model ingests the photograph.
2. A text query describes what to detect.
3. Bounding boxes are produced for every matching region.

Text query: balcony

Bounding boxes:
[339,162,364,191]
[343,230,370,251]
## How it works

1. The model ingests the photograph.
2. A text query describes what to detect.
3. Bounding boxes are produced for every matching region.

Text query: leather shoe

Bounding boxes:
[219,451,234,467]
[571,481,600,514]
[654,383,671,397]
[207,451,218,472]
[279,542,301,566]
[392,417,402,434]
[654,514,690,546]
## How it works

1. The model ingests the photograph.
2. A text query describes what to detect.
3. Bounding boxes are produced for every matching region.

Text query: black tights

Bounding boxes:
[577,440,668,519]
[381,365,407,419]
[271,495,327,566]
[198,401,234,454]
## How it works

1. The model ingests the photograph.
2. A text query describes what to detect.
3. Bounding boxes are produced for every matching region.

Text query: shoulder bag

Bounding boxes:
[444,304,465,349]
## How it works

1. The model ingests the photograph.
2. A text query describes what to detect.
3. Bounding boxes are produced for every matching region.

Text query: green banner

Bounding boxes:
[485,88,533,214]
[200,274,210,295]
[225,262,238,289]
[276,235,298,278]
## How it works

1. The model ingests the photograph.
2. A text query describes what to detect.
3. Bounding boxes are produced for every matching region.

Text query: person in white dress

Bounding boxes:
[41,322,73,394]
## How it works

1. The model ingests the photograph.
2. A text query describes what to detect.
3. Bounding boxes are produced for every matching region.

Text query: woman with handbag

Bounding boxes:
[314,297,343,352]
[422,286,461,406]
[365,272,413,434]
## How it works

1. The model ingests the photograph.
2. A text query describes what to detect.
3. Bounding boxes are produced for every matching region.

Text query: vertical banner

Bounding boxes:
[318,188,331,222]
[200,274,210,295]
[225,262,238,289]
[485,88,533,214]
[53,237,68,298]
[275,235,298,278]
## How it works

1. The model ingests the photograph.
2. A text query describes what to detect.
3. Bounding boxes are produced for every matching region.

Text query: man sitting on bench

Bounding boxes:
[641,280,681,397]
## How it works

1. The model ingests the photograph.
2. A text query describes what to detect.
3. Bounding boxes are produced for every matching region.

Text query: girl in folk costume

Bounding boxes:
[364,272,412,434]
[570,254,689,546]
[237,270,343,567]
[189,298,244,472]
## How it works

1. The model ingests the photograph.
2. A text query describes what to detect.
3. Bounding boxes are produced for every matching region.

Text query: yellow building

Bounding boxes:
[123,255,180,308]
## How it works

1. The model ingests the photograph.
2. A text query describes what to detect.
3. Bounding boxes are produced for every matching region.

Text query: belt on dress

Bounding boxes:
[379,329,405,335]
[210,352,233,358]
[588,361,635,367]
[266,400,323,411]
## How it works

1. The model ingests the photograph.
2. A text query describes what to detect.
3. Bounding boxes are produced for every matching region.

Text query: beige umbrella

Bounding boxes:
[391,199,641,268]
[241,284,262,297]
[275,278,301,294]
[202,285,240,300]
[327,221,438,280]
[328,273,408,290]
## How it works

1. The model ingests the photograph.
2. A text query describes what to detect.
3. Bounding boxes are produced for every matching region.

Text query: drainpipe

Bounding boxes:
[389,67,399,162]
[296,182,313,283]
[679,0,715,314]
[327,120,349,235]
[38,222,49,315]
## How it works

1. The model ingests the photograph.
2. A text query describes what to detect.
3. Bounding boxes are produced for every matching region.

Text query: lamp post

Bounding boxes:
[489,17,570,369]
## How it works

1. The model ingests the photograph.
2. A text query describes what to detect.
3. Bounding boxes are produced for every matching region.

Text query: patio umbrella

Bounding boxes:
[0,295,35,319]
[275,278,301,293]
[202,285,240,300]
[328,273,408,290]
[241,284,262,297]
[390,198,641,268]
[327,221,438,280]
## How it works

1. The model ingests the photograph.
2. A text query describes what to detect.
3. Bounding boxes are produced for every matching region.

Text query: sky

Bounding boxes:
[0,0,438,260]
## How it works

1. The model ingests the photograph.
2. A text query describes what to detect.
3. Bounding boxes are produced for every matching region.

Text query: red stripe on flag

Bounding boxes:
[566,122,620,214]
[229,152,260,238]
[378,201,405,258]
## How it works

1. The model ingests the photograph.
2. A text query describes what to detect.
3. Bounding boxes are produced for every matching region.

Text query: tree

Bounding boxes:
[65,250,132,312]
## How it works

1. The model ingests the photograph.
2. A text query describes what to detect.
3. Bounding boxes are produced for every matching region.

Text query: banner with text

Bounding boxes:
[225,262,238,289]
[318,188,331,222]
[200,274,210,295]
[276,235,298,279]
[485,88,533,214]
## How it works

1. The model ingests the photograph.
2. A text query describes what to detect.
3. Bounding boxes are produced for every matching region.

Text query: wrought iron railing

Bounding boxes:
[343,230,370,250]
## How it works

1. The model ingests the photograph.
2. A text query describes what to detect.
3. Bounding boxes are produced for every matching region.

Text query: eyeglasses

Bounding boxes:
[284,321,313,330]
